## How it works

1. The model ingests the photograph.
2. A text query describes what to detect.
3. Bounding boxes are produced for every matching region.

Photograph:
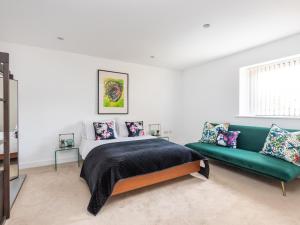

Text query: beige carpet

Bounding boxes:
[6,161,300,225]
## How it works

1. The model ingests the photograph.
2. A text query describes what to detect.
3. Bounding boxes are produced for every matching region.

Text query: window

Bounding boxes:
[239,55,300,118]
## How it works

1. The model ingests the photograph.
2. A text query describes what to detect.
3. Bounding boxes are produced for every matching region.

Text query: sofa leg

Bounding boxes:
[281,181,286,196]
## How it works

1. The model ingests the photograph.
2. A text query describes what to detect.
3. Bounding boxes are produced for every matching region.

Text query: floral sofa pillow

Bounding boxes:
[260,124,300,165]
[125,121,145,137]
[93,121,116,140]
[287,131,300,149]
[200,122,229,144]
[217,131,240,148]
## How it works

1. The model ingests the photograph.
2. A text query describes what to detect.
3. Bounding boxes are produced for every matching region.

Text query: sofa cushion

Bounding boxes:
[228,125,270,152]
[200,122,229,144]
[260,124,300,166]
[228,125,299,152]
[216,131,240,148]
[186,142,300,182]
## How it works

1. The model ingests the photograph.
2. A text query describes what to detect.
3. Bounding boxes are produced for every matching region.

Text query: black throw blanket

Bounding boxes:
[80,138,209,215]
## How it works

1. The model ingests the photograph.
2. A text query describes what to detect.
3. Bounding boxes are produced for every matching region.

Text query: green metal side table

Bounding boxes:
[54,147,80,171]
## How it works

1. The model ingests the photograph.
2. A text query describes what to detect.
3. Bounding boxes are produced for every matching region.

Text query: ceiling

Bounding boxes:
[1,0,300,70]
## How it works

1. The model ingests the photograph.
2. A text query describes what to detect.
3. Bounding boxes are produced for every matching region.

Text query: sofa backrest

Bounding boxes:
[228,124,299,152]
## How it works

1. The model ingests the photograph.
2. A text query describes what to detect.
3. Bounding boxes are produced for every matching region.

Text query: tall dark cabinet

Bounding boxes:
[0,52,25,224]
[0,52,10,224]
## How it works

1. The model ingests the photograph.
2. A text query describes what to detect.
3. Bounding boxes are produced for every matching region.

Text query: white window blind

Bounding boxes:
[241,55,300,117]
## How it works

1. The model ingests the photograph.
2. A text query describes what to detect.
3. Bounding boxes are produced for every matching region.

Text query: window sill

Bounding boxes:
[236,115,300,120]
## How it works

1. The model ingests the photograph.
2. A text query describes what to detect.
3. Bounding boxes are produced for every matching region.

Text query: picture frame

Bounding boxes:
[98,70,129,114]
[149,123,161,136]
[59,133,75,148]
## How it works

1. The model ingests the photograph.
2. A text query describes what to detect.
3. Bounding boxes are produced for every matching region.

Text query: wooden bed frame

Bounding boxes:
[0,152,18,161]
[112,160,201,196]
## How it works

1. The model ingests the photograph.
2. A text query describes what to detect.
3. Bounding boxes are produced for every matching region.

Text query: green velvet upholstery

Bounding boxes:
[186,124,300,182]
[228,125,298,152]
[228,125,269,152]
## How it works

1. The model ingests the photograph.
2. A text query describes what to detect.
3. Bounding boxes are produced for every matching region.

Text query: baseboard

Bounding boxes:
[19,156,78,169]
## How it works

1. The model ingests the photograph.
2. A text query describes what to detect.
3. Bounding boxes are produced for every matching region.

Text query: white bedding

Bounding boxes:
[0,132,18,154]
[79,135,156,159]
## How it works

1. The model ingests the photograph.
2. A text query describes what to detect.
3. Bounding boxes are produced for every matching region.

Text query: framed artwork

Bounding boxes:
[98,70,129,114]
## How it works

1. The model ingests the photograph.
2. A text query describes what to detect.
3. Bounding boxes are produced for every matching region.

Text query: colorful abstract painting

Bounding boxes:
[98,70,128,114]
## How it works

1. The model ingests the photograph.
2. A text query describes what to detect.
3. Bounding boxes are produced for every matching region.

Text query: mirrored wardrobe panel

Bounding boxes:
[0,55,9,223]
[0,78,19,180]
[0,52,25,223]
[0,76,3,223]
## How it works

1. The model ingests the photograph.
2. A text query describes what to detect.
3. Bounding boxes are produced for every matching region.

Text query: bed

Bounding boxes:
[80,135,209,215]
[0,132,18,160]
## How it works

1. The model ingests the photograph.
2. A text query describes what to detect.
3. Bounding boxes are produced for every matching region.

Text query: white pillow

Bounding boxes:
[116,119,129,137]
[82,120,118,140]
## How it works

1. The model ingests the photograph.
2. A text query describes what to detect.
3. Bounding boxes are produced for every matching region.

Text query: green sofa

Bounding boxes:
[185,124,300,195]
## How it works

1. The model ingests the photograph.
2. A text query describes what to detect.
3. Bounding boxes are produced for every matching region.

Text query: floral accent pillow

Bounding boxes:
[260,124,300,165]
[125,121,145,137]
[217,131,240,148]
[200,122,229,144]
[287,131,300,149]
[93,121,116,140]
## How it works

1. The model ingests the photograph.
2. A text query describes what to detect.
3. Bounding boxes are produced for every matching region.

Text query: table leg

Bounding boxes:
[77,148,80,167]
[55,151,57,171]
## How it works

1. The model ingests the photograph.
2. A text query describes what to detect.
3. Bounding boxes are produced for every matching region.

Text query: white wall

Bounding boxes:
[3,33,300,168]
[0,41,182,168]
[182,33,300,143]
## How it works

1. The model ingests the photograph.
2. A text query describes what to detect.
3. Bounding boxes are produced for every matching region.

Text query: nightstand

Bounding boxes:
[54,147,80,171]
